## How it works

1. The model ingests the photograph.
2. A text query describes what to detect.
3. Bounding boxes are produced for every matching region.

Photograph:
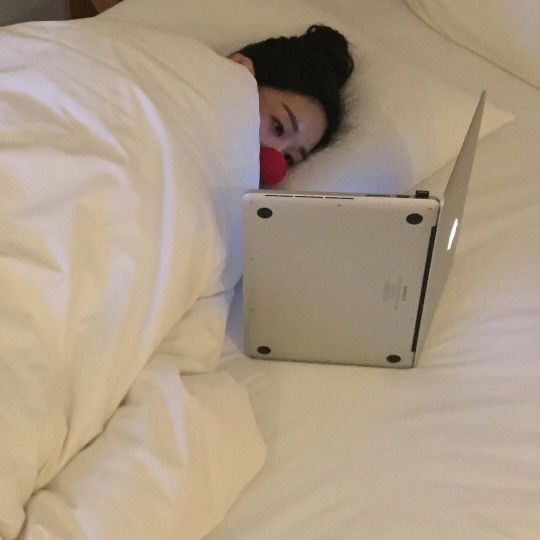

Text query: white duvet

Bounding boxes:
[0,18,265,539]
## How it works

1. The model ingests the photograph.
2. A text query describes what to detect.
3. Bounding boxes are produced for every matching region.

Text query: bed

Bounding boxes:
[1,0,539,539]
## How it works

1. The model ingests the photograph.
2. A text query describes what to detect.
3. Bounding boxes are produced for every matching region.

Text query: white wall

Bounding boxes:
[0,0,69,26]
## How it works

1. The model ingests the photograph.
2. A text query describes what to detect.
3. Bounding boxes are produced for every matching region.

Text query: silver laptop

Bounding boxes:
[242,92,485,368]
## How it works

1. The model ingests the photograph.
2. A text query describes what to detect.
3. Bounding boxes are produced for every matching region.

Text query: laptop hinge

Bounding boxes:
[411,225,437,352]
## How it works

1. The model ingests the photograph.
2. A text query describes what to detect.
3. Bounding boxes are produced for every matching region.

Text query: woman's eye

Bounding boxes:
[284,154,294,167]
[272,117,284,137]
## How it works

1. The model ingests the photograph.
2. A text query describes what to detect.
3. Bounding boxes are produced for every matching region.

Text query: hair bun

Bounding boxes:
[303,25,354,88]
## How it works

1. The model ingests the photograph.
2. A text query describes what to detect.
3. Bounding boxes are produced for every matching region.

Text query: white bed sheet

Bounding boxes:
[208,1,540,538]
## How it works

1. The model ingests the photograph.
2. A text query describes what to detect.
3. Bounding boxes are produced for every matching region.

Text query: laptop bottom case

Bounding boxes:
[242,192,439,368]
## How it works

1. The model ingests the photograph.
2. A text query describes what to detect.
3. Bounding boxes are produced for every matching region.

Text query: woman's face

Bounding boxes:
[258,87,327,167]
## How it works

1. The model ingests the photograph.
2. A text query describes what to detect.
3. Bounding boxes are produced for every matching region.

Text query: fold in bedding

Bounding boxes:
[0,18,263,539]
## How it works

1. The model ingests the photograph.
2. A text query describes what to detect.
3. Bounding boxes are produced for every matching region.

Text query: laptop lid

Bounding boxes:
[414,91,486,359]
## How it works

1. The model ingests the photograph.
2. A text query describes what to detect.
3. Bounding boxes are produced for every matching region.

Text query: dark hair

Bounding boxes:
[239,24,354,150]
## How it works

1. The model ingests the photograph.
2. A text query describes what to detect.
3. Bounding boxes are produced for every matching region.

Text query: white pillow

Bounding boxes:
[104,0,514,193]
[406,0,540,90]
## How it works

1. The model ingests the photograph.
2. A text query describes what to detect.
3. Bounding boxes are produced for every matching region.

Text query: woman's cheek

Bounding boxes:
[259,118,271,146]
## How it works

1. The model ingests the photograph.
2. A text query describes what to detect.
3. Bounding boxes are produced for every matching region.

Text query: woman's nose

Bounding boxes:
[261,130,287,153]
[268,139,287,153]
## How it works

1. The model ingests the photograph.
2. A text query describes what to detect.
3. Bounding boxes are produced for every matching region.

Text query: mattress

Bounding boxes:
[208,1,540,539]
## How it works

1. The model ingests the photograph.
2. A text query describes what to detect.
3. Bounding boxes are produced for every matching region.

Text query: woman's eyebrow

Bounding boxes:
[282,103,307,161]
[282,103,298,132]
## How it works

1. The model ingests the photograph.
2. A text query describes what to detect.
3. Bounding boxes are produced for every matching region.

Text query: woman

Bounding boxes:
[89,0,353,164]
[231,24,354,168]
